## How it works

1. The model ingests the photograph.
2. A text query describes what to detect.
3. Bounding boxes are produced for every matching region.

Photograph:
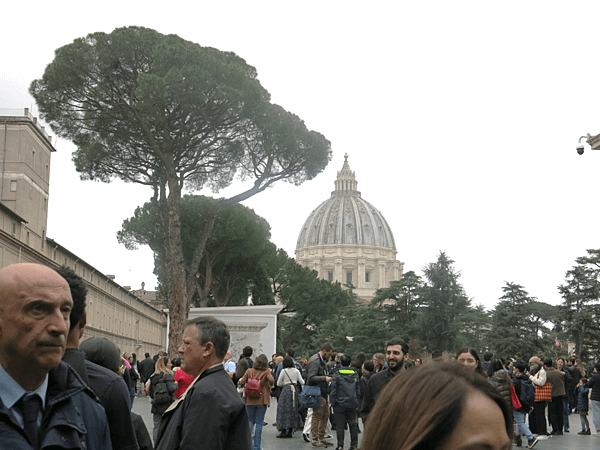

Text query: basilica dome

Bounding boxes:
[295,155,403,302]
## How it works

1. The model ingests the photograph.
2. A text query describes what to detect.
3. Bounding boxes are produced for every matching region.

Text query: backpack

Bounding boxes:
[519,378,535,408]
[244,370,266,398]
[151,374,173,405]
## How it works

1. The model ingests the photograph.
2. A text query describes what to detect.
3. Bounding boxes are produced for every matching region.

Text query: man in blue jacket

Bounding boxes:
[330,354,360,450]
[0,263,111,449]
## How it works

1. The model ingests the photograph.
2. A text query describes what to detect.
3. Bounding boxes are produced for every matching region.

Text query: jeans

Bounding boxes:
[514,411,534,441]
[562,396,569,430]
[246,404,267,450]
[580,413,590,431]
[592,399,600,432]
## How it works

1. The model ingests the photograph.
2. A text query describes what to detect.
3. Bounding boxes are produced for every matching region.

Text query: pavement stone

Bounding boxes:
[132,394,599,449]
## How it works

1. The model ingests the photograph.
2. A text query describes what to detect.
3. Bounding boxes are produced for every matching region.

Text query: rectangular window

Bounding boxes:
[12,222,16,235]
[328,271,333,282]
[346,270,352,283]
[365,271,370,283]
[10,180,16,192]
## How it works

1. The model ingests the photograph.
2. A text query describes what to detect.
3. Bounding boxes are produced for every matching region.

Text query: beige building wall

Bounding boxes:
[0,108,167,358]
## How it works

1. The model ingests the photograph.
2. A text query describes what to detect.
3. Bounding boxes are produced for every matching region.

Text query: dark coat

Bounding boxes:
[306,353,330,399]
[576,385,589,411]
[330,367,360,409]
[588,372,600,401]
[0,362,111,449]
[361,368,396,419]
[138,357,156,384]
[155,365,251,450]
[513,373,531,413]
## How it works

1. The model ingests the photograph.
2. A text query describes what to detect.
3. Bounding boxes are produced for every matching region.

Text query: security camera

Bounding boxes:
[576,143,584,155]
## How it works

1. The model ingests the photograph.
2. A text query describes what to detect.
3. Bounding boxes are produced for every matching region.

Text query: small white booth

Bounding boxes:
[187,305,283,360]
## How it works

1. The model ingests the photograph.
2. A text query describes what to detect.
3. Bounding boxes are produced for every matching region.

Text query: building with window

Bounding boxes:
[295,154,403,303]
[0,108,167,356]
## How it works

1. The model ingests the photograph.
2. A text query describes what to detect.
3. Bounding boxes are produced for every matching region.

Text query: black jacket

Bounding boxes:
[588,371,600,401]
[155,365,251,450]
[330,367,360,409]
[361,368,396,418]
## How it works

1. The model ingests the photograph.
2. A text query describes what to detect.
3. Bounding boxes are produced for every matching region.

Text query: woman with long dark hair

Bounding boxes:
[456,346,486,376]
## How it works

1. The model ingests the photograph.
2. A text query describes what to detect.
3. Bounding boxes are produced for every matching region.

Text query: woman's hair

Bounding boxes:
[487,358,505,376]
[373,353,385,370]
[455,346,485,376]
[155,356,172,374]
[362,362,513,450]
[283,356,294,368]
[80,337,121,373]
[253,354,269,371]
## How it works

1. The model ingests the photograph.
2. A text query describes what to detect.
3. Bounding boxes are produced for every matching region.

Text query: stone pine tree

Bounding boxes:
[558,249,600,360]
[118,195,277,307]
[417,251,471,353]
[487,282,546,358]
[30,26,331,353]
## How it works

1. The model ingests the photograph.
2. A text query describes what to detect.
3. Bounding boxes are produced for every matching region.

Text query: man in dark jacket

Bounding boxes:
[139,353,156,387]
[361,337,409,420]
[0,263,111,449]
[58,265,139,450]
[587,361,600,434]
[306,342,334,448]
[330,354,360,450]
[155,316,251,450]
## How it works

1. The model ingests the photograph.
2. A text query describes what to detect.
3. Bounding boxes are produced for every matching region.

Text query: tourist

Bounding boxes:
[456,346,486,376]
[239,354,274,450]
[276,356,304,438]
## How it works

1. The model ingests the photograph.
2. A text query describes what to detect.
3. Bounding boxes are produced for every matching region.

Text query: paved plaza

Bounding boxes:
[132,393,599,449]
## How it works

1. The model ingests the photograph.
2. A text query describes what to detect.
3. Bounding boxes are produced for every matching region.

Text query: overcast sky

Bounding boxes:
[2,1,599,310]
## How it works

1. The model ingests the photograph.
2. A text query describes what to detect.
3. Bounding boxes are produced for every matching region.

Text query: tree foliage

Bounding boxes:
[487,282,551,359]
[416,251,471,353]
[558,249,600,362]
[118,195,277,307]
[30,26,331,352]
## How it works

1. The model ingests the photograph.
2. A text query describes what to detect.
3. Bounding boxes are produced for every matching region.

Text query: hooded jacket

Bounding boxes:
[330,367,360,409]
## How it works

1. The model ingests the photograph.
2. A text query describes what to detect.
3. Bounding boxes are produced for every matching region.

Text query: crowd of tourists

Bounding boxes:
[1,261,599,450]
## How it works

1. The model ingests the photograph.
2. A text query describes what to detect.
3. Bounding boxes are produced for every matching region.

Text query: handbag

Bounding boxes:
[534,382,552,402]
[510,385,521,409]
[300,384,321,409]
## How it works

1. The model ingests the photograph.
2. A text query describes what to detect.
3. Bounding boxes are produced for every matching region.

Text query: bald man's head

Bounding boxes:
[0,263,73,390]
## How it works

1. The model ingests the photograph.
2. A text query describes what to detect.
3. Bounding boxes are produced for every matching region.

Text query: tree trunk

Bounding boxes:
[164,179,188,356]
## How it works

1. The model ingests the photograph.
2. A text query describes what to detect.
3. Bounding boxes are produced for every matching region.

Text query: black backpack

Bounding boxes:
[151,375,173,405]
[519,378,535,407]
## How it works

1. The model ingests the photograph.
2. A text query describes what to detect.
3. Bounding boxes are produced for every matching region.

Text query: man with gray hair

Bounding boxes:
[155,316,250,450]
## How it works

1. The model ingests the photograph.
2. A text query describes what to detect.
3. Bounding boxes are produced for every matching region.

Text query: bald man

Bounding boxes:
[0,263,111,449]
